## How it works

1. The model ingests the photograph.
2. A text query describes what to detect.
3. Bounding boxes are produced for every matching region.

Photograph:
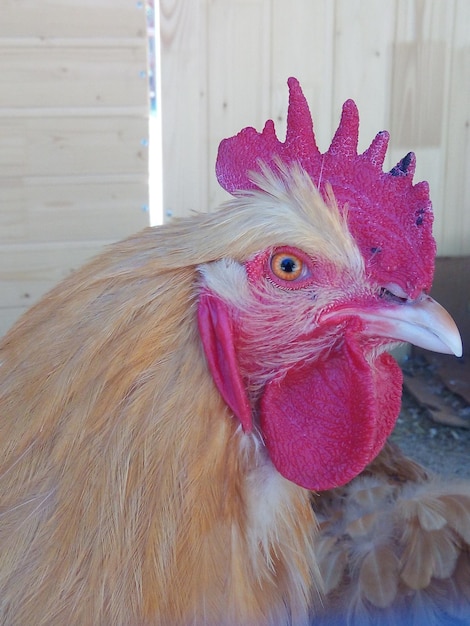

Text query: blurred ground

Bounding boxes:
[391,256,470,479]
[391,352,470,479]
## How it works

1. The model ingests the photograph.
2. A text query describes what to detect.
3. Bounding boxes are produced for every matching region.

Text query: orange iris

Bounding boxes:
[270,252,304,281]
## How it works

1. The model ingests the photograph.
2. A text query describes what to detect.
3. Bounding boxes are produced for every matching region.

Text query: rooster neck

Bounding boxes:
[241,436,314,552]
[157,396,321,625]
[124,308,321,624]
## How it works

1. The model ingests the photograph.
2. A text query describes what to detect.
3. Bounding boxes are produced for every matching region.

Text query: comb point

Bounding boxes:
[328,99,359,157]
[390,152,416,178]
[285,77,320,156]
[363,131,390,169]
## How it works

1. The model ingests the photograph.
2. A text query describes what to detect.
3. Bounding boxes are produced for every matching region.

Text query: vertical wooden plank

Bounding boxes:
[389,0,456,255]
[270,0,335,153]
[441,0,470,255]
[207,0,272,209]
[156,0,469,259]
[390,0,454,149]
[332,0,396,153]
[159,0,208,219]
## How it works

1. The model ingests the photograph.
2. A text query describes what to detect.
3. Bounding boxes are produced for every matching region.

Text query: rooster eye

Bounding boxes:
[271,252,304,281]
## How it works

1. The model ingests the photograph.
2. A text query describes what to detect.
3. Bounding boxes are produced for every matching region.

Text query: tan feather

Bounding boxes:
[428,528,460,580]
[399,512,462,590]
[315,536,348,595]
[346,511,378,538]
[347,482,396,512]
[359,545,400,608]
[439,494,470,543]
[314,445,470,623]
[397,491,448,531]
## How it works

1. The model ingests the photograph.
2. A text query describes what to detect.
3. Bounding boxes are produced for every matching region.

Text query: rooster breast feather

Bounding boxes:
[0,81,468,626]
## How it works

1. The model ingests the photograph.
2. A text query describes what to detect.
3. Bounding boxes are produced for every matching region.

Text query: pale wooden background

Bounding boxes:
[1,0,469,336]
[160,0,470,250]
[0,0,150,335]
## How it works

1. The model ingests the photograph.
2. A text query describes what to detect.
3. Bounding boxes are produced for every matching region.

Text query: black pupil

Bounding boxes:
[281,257,297,273]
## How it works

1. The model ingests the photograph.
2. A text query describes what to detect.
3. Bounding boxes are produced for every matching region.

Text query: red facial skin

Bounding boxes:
[198,245,403,491]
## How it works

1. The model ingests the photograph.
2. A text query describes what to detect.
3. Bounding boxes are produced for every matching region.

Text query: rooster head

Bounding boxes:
[198,78,462,492]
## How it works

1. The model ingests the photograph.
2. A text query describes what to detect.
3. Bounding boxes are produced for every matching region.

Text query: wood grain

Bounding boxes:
[0,1,150,334]
[159,0,209,218]
[0,117,148,177]
[0,0,147,39]
[159,0,469,258]
[0,178,149,243]
[0,46,148,109]
[440,0,470,255]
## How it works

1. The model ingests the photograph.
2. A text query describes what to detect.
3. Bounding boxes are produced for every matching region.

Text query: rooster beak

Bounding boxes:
[360,293,463,357]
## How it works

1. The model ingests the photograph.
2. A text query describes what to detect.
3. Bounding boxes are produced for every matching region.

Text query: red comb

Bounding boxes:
[216,77,435,298]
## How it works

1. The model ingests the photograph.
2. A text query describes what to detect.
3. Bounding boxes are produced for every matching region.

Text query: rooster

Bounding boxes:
[0,78,467,626]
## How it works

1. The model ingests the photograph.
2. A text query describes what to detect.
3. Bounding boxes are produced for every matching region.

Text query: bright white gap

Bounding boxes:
[146,0,163,226]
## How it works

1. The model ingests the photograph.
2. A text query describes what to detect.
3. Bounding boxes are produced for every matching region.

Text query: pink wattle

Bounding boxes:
[260,329,402,491]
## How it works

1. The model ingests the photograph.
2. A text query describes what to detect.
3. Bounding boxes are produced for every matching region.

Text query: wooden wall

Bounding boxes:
[0,0,150,335]
[160,0,470,255]
[1,0,469,335]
